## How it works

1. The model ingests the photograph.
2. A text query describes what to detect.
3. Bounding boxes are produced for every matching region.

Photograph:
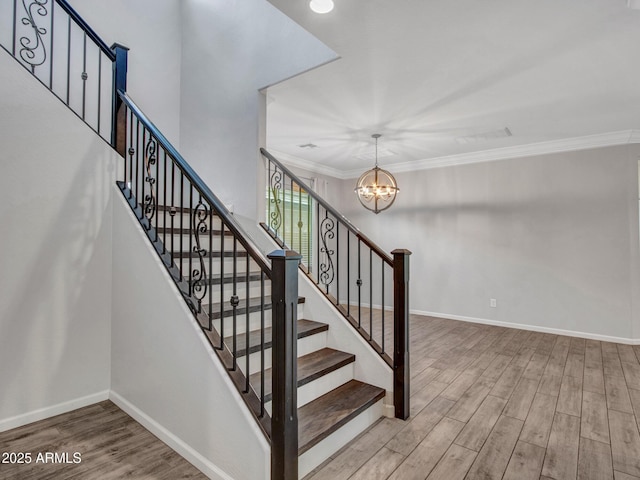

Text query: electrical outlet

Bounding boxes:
[490,298,497,308]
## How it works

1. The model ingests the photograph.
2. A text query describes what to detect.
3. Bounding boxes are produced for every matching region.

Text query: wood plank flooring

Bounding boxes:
[0,401,206,479]
[305,312,640,480]
[4,312,640,480]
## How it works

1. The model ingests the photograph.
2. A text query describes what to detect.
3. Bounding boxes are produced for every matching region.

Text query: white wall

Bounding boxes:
[0,50,116,430]
[110,192,269,480]
[71,0,183,147]
[335,145,640,342]
[179,0,337,220]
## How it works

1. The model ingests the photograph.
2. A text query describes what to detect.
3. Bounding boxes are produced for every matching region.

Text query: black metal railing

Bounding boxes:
[118,92,302,475]
[118,88,272,435]
[0,0,127,143]
[262,148,411,419]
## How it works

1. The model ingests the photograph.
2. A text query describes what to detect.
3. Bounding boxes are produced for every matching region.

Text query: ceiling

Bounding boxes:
[265,0,640,177]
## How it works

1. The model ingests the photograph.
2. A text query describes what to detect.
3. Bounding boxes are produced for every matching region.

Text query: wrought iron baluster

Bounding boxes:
[307,191,311,269]
[269,167,282,235]
[12,0,17,56]
[245,255,250,393]
[191,195,209,313]
[144,134,157,224]
[19,0,49,73]
[135,119,140,201]
[208,202,213,331]
[347,232,351,319]
[219,221,225,349]
[162,150,167,252]
[260,272,265,417]
[65,15,69,104]
[319,211,335,294]
[48,1,53,88]
[97,53,101,133]
[369,248,373,340]
[231,238,238,370]
[179,173,184,275]
[357,238,362,328]
[381,257,385,354]
[170,161,176,260]
[188,184,193,299]
[81,31,86,119]
[336,223,339,306]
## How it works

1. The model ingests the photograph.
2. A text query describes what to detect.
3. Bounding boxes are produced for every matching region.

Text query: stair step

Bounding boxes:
[172,250,248,259]
[157,205,219,215]
[251,348,355,402]
[206,296,305,320]
[298,380,385,455]
[228,319,327,358]
[156,226,232,236]
[190,272,264,286]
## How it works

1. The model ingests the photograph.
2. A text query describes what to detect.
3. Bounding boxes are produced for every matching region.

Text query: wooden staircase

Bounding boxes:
[149,200,386,477]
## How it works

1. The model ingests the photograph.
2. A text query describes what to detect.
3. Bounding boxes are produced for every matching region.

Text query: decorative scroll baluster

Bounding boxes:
[143,136,157,222]
[191,198,209,310]
[269,169,283,232]
[19,0,48,72]
[318,213,335,292]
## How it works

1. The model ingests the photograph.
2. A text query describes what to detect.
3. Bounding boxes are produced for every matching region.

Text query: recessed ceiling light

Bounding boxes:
[309,0,334,14]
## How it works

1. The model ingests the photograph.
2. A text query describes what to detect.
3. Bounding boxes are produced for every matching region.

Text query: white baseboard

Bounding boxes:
[412,309,640,345]
[109,391,233,480]
[0,390,110,433]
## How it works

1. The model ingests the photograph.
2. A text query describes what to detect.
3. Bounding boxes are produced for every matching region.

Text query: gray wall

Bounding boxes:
[0,50,116,429]
[335,145,640,341]
[178,0,336,220]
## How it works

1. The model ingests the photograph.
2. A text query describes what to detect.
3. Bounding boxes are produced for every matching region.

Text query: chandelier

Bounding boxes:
[354,134,399,214]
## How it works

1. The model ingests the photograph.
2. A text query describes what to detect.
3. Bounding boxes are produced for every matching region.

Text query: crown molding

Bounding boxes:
[266,149,347,179]
[271,130,640,180]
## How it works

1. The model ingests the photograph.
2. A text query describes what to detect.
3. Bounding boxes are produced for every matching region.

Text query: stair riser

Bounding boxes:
[174,257,262,281]
[263,362,355,415]
[159,233,240,253]
[298,399,384,479]
[190,283,273,308]
[153,210,222,229]
[213,303,303,337]
[236,330,328,376]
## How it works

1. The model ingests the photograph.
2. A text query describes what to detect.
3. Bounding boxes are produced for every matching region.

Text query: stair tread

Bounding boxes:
[251,348,355,402]
[190,271,264,285]
[298,380,385,455]
[227,319,327,358]
[173,250,248,259]
[157,205,220,215]
[156,226,232,236]
[206,295,304,320]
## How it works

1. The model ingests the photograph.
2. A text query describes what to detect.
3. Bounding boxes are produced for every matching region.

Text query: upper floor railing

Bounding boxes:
[261,148,411,419]
[0,0,127,143]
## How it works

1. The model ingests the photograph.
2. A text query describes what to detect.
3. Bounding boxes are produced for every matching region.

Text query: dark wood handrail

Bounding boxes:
[260,148,393,266]
[54,0,116,61]
[119,90,273,277]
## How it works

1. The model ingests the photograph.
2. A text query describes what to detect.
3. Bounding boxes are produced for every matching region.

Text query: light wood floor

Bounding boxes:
[0,401,206,479]
[3,314,640,480]
[305,313,640,480]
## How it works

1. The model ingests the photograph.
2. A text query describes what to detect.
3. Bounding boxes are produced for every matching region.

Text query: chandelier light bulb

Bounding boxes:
[309,0,334,14]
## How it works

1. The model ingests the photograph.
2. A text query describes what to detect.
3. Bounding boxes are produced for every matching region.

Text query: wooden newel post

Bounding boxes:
[392,249,411,420]
[111,43,129,156]
[268,249,301,480]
